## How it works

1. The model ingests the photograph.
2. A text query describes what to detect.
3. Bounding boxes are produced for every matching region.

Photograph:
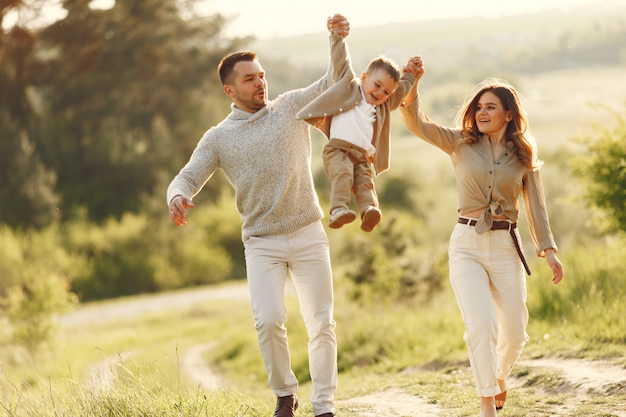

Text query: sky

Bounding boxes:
[194,0,626,39]
[4,0,626,37]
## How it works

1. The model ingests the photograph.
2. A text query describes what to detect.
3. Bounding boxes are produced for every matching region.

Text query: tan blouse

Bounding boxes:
[400,94,557,257]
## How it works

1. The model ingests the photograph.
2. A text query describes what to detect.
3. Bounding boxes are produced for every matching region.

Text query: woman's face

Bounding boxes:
[475,91,512,138]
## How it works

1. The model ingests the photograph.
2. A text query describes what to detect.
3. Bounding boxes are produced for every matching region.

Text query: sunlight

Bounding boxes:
[1,0,113,30]
[196,0,626,39]
[89,0,115,10]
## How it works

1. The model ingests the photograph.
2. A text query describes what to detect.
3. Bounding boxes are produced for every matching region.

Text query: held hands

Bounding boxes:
[401,56,424,104]
[169,195,195,227]
[402,55,425,81]
[327,14,350,38]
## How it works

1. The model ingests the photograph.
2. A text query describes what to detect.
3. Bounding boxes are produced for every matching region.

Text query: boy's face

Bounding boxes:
[360,68,398,106]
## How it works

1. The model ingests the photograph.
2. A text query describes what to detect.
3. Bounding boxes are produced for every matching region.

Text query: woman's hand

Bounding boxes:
[545,249,564,285]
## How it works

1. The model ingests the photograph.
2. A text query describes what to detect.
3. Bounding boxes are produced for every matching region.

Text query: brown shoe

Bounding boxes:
[360,206,381,232]
[495,390,507,410]
[329,207,356,229]
[274,395,298,417]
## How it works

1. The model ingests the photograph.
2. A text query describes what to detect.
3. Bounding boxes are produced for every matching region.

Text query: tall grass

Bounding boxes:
[1,234,625,416]
[524,240,626,361]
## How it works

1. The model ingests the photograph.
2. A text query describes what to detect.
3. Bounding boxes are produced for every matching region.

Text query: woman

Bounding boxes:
[400,57,564,417]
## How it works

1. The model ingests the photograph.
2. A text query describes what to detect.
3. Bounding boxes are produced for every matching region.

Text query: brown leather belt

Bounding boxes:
[458,217,531,275]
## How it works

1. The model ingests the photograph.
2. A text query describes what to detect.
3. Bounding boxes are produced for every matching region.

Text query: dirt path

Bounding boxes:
[178,343,626,416]
[59,283,251,327]
[62,283,626,416]
[514,358,626,417]
[178,341,445,416]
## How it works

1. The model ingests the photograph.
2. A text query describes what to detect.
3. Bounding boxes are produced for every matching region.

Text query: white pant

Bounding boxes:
[243,221,337,415]
[448,221,529,397]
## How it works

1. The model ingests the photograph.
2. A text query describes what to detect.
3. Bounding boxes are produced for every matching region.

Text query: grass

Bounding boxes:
[2,237,624,417]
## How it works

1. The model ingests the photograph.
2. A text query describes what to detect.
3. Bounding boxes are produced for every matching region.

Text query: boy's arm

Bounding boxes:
[326,14,352,85]
[388,72,416,110]
[290,15,352,111]
[401,56,425,105]
[388,55,426,109]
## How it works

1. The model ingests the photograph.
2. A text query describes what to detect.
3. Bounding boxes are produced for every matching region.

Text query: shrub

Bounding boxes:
[572,104,626,234]
[0,225,78,350]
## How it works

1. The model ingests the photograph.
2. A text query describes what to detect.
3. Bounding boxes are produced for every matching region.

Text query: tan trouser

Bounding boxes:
[448,220,529,397]
[243,221,337,416]
[323,139,378,216]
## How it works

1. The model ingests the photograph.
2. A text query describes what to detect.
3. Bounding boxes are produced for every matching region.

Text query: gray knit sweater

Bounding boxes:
[167,33,348,241]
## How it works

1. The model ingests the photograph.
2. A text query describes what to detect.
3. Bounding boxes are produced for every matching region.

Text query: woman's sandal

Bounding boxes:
[495,390,507,411]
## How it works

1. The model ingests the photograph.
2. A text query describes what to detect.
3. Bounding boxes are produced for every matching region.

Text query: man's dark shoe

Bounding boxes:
[314,413,335,417]
[274,395,298,417]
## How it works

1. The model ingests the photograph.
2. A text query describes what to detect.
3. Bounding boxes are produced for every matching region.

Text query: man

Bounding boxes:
[167,14,351,417]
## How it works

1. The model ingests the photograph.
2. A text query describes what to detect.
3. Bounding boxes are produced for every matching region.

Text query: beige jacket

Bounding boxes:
[400,94,558,256]
[296,64,415,175]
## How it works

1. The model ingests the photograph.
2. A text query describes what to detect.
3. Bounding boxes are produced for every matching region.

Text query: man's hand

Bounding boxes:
[327,14,350,38]
[169,195,195,226]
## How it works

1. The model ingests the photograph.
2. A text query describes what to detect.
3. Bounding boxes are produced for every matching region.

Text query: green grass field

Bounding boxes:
[1,237,624,416]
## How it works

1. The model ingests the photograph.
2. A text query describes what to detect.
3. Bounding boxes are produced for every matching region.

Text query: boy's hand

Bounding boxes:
[327,14,350,38]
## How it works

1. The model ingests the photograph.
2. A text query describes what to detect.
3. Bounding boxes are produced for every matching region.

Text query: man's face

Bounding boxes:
[223,60,268,113]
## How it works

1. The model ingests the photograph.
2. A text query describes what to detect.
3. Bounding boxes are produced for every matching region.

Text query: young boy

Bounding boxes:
[297,55,416,232]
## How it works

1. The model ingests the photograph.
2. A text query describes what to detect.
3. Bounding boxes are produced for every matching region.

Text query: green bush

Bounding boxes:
[333,212,447,305]
[61,196,244,301]
[0,225,78,350]
[65,213,161,300]
[572,104,626,234]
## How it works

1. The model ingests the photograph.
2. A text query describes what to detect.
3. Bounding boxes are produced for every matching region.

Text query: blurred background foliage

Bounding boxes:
[0,0,625,351]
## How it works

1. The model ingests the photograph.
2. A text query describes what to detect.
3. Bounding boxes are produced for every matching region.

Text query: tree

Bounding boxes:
[32,0,245,221]
[0,4,60,228]
[573,105,626,234]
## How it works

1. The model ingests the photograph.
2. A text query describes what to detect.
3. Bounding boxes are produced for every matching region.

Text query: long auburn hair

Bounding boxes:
[456,78,541,169]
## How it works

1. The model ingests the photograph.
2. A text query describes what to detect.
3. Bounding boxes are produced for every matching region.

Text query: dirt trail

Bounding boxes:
[59,283,251,327]
[62,282,626,416]
[178,343,626,416]
[517,357,626,393]
[178,341,444,416]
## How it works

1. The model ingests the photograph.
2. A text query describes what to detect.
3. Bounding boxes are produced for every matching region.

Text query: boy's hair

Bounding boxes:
[365,56,401,84]
[218,51,257,86]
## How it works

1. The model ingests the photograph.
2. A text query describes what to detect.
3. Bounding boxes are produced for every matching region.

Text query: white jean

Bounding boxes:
[448,220,529,397]
[243,221,337,416]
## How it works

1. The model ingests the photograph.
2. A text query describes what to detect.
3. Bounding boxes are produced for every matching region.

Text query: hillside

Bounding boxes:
[249,3,626,71]
[248,3,626,150]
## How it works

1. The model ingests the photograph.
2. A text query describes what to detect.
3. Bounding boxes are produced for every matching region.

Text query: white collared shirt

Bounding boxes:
[329,87,376,155]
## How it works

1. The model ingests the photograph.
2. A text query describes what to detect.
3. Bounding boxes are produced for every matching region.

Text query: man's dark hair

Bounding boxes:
[218,51,257,85]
